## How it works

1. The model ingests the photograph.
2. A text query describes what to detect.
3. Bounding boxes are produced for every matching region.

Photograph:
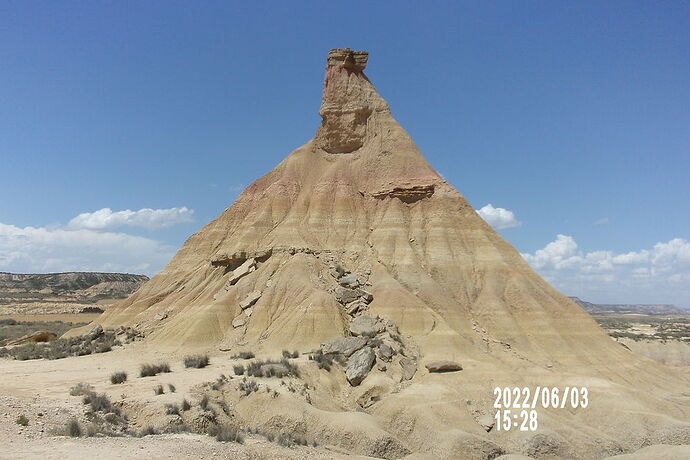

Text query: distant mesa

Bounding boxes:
[569,296,690,316]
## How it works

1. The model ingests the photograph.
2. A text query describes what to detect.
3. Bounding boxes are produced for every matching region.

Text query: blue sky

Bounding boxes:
[1,1,688,306]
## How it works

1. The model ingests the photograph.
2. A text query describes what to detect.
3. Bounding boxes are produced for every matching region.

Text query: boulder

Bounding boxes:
[338,273,360,288]
[321,336,367,357]
[227,258,256,285]
[88,324,103,338]
[400,357,417,381]
[425,360,462,373]
[345,300,367,315]
[6,331,58,346]
[350,315,385,336]
[239,290,261,309]
[346,347,376,386]
[335,287,360,304]
[358,288,374,302]
[244,308,253,317]
[232,315,247,328]
[377,343,395,362]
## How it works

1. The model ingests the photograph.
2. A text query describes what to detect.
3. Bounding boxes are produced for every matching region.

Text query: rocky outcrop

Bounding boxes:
[346,347,376,386]
[371,184,435,203]
[210,249,272,268]
[314,48,389,154]
[350,315,385,337]
[321,336,367,357]
[239,291,261,310]
[400,357,417,381]
[232,316,247,328]
[425,360,462,373]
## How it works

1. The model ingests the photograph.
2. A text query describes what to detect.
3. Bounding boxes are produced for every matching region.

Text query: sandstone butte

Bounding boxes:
[69,48,690,458]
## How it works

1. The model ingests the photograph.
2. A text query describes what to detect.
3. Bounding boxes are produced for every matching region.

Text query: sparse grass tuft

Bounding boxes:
[110,371,127,384]
[184,354,210,368]
[233,364,245,375]
[137,425,157,437]
[66,419,82,437]
[167,383,176,393]
[200,395,210,410]
[139,362,171,377]
[309,351,334,371]
[282,350,299,359]
[153,385,164,395]
[231,351,255,359]
[209,424,244,443]
[16,415,28,426]
[181,399,191,411]
[165,403,180,415]
[238,378,259,396]
[210,374,228,391]
[82,391,120,415]
[246,359,299,378]
[69,382,93,396]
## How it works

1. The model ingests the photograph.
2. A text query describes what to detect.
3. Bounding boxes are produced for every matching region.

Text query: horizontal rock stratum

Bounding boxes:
[70,48,690,458]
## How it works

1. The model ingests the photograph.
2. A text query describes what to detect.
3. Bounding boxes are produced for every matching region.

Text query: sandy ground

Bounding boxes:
[0,343,365,459]
[2,341,688,459]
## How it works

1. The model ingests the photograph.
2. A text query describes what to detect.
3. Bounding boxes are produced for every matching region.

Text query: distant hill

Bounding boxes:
[0,272,148,314]
[569,296,690,316]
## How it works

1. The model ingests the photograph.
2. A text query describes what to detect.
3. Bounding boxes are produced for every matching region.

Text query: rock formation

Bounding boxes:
[73,48,690,458]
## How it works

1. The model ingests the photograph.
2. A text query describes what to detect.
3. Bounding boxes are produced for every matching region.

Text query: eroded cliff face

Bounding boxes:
[93,48,616,365]
[315,48,389,153]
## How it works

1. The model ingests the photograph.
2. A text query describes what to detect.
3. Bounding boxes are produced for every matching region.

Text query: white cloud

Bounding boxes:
[521,235,690,306]
[593,217,609,226]
[68,207,194,230]
[0,222,175,275]
[477,204,521,230]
